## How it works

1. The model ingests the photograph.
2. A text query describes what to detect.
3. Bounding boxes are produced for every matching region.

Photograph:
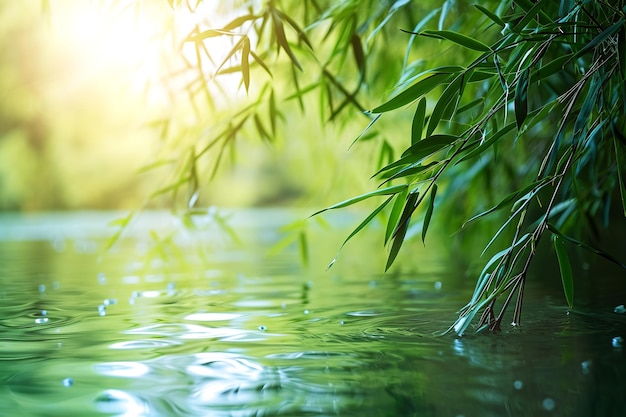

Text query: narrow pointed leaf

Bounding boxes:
[371,73,451,113]
[311,184,407,217]
[241,37,250,93]
[420,30,491,52]
[474,4,505,27]
[552,234,574,309]
[411,98,426,145]
[329,196,394,269]
[422,184,437,243]
[514,67,529,129]
[385,188,408,244]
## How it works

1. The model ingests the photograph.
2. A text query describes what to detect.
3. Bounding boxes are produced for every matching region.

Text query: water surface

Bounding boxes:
[1,211,625,416]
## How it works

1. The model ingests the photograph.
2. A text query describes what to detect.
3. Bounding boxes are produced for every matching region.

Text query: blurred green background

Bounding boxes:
[0,1,383,211]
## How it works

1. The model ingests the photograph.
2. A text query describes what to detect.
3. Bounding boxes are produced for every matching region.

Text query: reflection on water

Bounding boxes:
[0,211,625,417]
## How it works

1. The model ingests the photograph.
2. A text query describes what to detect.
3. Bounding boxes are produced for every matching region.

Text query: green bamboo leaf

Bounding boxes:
[311,184,408,217]
[463,180,544,225]
[514,67,529,129]
[422,184,437,243]
[411,98,426,145]
[370,73,451,113]
[401,134,458,158]
[574,21,624,59]
[552,234,574,309]
[328,195,394,270]
[372,134,457,178]
[473,4,505,27]
[427,75,462,136]
[241,36,250,93]
[351,34,366,83]
[250,50,272,77]
[420,30,491,52]
[253,114,271,142]
[299,231,309,267]
[185,29,232,42]
[222,14,258,31]
[274,8,313,49]
[272,11,303,70]
[511,0,550,32]
[615,137,626,217]
[380,160,439,185]
[530,54,573,83]
[386,191,419,271]
[547,224,626,269]
[385,188,408,244]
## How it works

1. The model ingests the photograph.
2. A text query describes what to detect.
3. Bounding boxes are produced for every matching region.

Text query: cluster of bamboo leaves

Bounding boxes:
[149,0,626,335]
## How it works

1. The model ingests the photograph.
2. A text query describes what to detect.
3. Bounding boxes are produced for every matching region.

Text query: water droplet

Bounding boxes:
[612,336,623,348]
[339,320,345,325]
[513,380,523,390]
[38,284,46,293]
[542,398,556,411]
[35,318,49,324]
[304,310,310,315]
[62,377,73,387]
[434,281,442,290]
[103,298,117,306]
[581,360,592,375]
[41,310,47,316]
[97,273,107,285]
[98,305,107,316]
[369,281,377,288]
[258,325,267,331]
[614,305,626,314]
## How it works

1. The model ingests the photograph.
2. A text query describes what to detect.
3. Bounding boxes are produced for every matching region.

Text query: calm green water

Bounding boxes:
[1,211,625,417]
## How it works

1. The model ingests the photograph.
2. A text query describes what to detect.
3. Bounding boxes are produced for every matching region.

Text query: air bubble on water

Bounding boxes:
[41,310,47,316]
[103,298,117,306]
[35,317,49,324]
[612,336,623,348]
[98,305,107,316]
[339,320,345,325]
[513,380,523,390]
[258,325,267,331]
[542,398,556,411]
[62,377,73,387]
[614,305,626,314]
[434,281,442,290]
[38,284,46,293]
[304,310,310,315]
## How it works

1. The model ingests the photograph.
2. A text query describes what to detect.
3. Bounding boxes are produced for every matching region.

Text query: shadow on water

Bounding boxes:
[0,211,625,416]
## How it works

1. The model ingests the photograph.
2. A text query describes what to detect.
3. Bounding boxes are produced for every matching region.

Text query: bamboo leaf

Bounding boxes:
[311,184,408,217]
[250,50,273,77]
[386,191,419,271]
[420,30,491,52]
[552,234,574,309]
[329,196,394,270]
[514,67,529,129]
[272,11,303,70]
[222,14,258,31]
[351,34,366,83]
[411,98,426,145]
[615,137,626,217]
[401,134,459,158]
[547,224,626,269]
[422,184,437,243]
[574,21,624,59]
[511,0,550,32]
[385,188,408,244]
[241,36,250,93]
[370,73,451,113]
[427,75,462,136]
[474,4,505,27]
